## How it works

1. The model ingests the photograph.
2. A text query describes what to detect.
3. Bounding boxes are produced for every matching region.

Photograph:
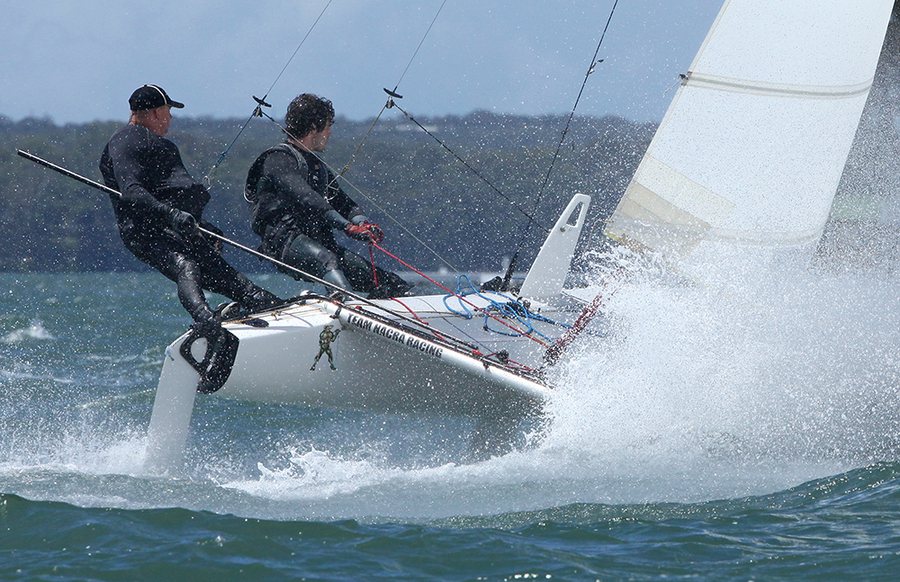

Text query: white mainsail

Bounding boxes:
[604,0,895,285]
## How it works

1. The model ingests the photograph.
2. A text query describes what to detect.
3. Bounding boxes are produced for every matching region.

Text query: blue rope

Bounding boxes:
[441,274,476,318]
[441,275,572,341]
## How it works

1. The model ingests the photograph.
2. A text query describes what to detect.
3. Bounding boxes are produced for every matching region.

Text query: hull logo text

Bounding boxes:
[346,314,443,359]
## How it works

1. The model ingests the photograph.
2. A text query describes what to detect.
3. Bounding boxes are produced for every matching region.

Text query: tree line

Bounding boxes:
[0,111,655,275]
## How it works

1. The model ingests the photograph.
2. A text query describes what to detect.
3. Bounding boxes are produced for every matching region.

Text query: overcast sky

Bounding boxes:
[1,1,723,125]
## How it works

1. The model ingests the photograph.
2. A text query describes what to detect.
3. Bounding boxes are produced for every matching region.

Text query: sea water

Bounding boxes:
[2,268,900,581]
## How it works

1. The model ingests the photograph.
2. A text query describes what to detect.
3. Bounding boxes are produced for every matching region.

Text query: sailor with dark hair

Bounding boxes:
[100,84,283,328]
[245,93,411,298]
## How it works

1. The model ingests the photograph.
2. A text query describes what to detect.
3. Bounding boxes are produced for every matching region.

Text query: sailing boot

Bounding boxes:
[239,286,283,314]
[190,304,223,336]
[323,268,352,300]
[368,270,414,299]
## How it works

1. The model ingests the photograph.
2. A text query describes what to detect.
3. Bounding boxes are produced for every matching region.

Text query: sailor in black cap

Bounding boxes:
[100,85,282,328]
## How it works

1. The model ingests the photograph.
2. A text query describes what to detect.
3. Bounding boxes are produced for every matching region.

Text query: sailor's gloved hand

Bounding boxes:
[199,220,223,238]
[361,222,384,244]
[345,223,375,242]
[199,220,224,252]
[170,209,199,237]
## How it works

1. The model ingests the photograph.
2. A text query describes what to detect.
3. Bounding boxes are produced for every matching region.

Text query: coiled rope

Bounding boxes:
[370,242,552,348]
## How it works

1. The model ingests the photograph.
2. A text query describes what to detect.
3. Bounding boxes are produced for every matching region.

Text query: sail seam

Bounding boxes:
[610,215,825,249]
[684,71,873,100]
[701,226,825,247]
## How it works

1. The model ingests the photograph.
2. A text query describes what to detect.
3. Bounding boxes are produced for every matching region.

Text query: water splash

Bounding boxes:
[1,320,55,344]
[191,259,900,517]
[533,249,900,503]
[2,268,899,520]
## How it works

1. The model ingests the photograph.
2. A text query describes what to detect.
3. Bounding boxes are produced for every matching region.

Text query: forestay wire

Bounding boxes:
[500,0,620,288]
[370,0,546,232]
[203,0,336,188]
[533,0,620,214]
[387,99,548,231]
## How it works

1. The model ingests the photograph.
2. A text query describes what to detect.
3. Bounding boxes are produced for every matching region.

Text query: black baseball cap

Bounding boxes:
[128,84,185,111]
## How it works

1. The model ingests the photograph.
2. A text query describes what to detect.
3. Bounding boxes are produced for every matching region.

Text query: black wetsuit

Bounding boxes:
[245,142,409,297]
[100,123,280,323]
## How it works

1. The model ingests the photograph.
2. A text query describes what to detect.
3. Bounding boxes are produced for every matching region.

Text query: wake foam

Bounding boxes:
[1,320,55,344]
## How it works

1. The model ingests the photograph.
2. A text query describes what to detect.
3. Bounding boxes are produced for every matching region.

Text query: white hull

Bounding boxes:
[145,194,593,469]
[185,293,554,415]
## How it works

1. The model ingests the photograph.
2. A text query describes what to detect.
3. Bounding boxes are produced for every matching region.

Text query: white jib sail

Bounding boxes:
[604,0,895,286]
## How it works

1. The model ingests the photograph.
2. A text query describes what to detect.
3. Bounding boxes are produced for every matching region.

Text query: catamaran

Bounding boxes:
[143,192,597,469]
[14,148,600,465]
[20,0,897,471]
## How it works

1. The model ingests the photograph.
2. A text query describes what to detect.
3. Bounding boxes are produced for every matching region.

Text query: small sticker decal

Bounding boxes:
[310,325,341,371]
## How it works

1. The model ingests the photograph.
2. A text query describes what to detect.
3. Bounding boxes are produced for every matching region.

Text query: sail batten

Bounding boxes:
[684,72,875,101]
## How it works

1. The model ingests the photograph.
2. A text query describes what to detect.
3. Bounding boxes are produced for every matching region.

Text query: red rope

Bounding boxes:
[389,297,453,343]
[483,351,540,373]
[367,244,379,287]
[370,243,549,348]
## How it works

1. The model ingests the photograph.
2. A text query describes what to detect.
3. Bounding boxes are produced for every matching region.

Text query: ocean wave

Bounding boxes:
[0,369,75,384]
[1,320,55,344]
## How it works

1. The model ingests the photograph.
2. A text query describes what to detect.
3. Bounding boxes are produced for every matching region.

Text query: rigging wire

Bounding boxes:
[336,167,460,272]
[219,0,459,270]
[499,0,620,288]
[203,0,335,188]
[388,100,549,232]
[393,0,448,91]
[349,1,549,235]
[336,0,449,179]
